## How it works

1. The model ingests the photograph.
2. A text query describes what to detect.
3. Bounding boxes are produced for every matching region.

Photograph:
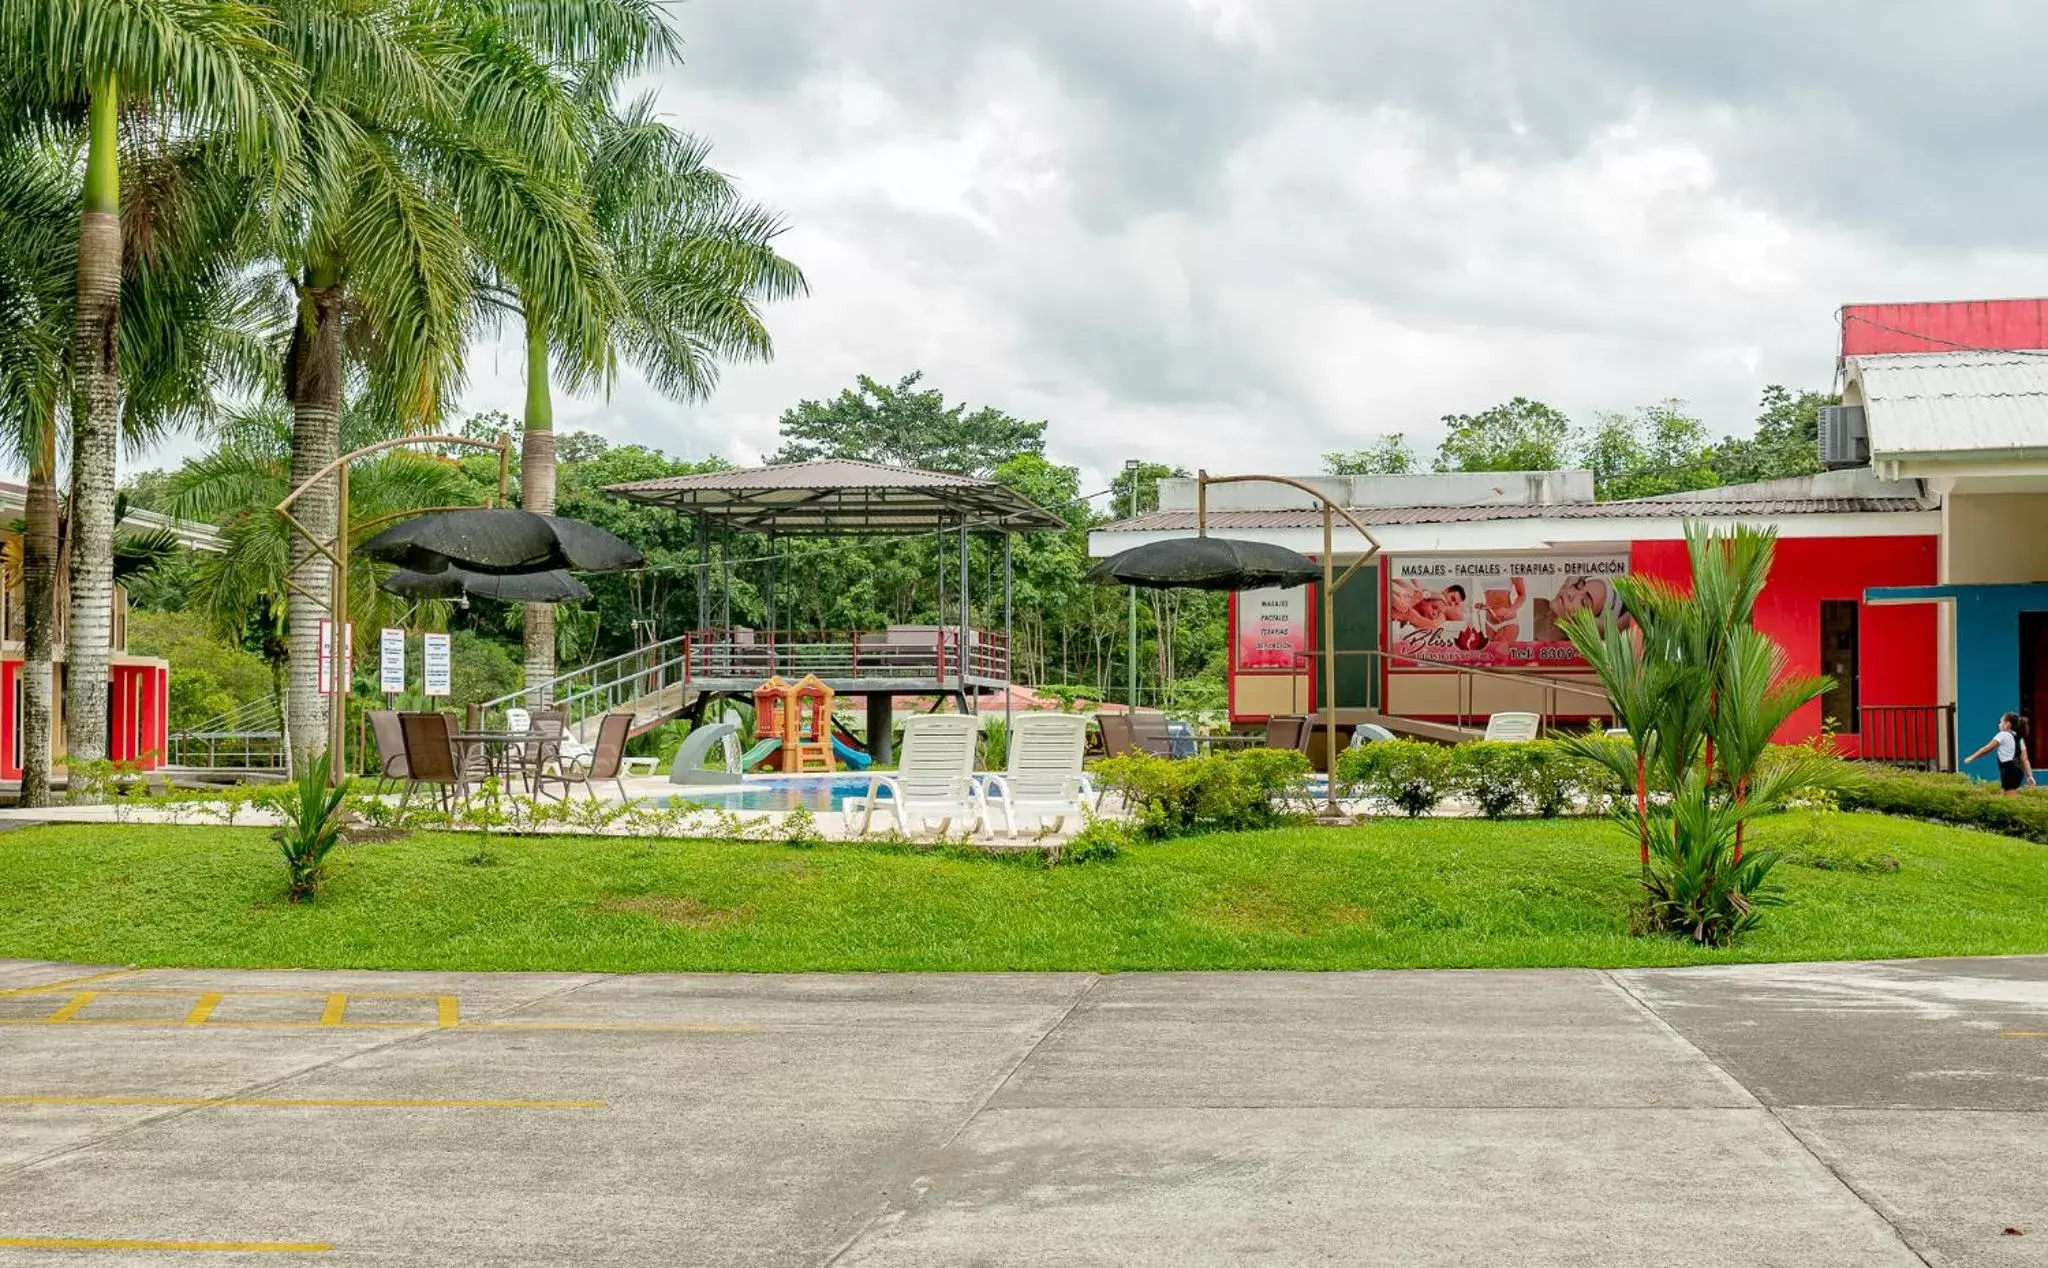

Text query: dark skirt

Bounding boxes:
[2000,760,2025,791]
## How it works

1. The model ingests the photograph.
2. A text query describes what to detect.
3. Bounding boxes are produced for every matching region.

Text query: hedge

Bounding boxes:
[1838,766,2048,844]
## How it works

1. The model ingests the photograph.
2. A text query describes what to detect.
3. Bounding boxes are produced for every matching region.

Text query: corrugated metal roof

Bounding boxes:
[1098,497,1928,534]
[1852,351,2048,457]
[605,459,1067,534]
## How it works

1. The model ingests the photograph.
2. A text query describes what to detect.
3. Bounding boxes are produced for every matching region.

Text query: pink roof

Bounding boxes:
[1841,299,2048,357]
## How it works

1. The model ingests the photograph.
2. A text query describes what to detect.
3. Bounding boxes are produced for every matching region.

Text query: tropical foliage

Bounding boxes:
[1558,522,1846,946]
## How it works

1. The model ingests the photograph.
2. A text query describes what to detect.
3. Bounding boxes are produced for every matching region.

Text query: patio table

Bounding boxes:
[454,731,559,793]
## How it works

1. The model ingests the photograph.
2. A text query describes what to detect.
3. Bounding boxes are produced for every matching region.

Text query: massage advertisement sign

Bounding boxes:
[1388,555,1629,669]
[1234,585,1309,672]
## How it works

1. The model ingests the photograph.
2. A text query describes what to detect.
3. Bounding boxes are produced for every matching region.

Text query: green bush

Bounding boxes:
[273,752,350,901]
[1453,742,1529,819]
[1339,740,1453,817]
[1840,766,2048,844]
[1059,816,1133,864]
[1094,748,1311,839]
[127,609,275,730]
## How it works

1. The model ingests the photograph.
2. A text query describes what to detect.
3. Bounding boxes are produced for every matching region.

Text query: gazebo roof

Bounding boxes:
[604,458,1068,535]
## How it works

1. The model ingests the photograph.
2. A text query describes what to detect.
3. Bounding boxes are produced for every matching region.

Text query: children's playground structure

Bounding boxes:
[482,460,1069,764]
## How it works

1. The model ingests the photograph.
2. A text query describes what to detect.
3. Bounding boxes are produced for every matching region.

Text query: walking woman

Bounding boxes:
[1967,712,2036,794]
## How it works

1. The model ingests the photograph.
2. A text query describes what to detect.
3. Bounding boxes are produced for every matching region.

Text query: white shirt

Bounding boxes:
[1993,731,2019,763]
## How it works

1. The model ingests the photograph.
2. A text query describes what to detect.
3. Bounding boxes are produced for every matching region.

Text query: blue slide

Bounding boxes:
[832,735,872,769]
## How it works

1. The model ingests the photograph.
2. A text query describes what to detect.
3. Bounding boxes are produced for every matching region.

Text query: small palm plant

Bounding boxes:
[1560,523,1845,945]
[274,751,351,902]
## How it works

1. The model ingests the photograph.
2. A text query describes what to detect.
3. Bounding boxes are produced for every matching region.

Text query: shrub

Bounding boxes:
[1339,740,1453,817]
[1094,748,1311,839]
[1059,816,1133,864]
[273,752,350,901]
[1453,742,1529,819]
[1840,765,2048,844]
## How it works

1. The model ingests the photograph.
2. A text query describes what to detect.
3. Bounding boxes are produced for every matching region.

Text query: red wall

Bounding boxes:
[1841,299,2048,356]
[1629,536,1939,753]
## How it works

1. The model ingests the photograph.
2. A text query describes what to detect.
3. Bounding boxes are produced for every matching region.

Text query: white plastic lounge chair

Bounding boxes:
[845,714,983,836]
[1482,711,1541,743]
[977,714,1089,838]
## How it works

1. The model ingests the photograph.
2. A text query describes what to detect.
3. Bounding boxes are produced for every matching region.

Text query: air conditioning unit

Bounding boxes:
[1818,405,1869,469]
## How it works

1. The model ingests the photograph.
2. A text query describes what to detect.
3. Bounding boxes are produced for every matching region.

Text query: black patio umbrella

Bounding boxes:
[359,509,642,576]
[1088,537,1322,592]
[381,567,592,603]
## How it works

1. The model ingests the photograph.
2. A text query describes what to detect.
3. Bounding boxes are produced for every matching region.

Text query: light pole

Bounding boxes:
[1124,459,1141,711]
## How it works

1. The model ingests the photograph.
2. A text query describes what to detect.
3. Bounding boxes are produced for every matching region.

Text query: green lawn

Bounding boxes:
[2,813,2045,972]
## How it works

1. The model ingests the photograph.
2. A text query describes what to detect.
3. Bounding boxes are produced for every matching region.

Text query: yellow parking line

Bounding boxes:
[2000,1030,2048,1038]
[0,1236,330,1253]
[183,993,223,1026]
[0,969,133,998]
[16,987,447,1001]
[41,994,98,1023]
[0,1094,603,1111]
[437,996,460,1028]
[317,995,349,1027]
[0,1019,423,1031]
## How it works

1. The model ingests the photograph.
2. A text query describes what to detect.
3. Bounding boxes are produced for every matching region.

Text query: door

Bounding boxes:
[2021,613,2048,767]
[1819,600,1860,734]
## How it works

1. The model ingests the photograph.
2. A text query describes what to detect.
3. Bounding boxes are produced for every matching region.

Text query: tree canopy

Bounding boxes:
[771,371,1048,475]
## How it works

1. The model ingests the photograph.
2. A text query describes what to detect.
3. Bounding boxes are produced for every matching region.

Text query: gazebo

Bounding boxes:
[603,458,1066,762]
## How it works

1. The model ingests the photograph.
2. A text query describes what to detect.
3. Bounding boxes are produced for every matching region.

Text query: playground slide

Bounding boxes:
[831,735,872,770]
[739,738,783,771]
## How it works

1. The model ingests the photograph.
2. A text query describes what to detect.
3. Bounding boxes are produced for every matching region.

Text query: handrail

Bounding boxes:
[1255,644,1614,733]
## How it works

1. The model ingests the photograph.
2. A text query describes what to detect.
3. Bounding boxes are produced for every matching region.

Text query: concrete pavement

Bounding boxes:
[1,956,2043,1264]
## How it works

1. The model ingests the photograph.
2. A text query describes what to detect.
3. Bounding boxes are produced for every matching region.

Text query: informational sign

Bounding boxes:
[422,631,452,697]
[379,628,406,694]
[1388,555,1630,669]
[1234,585,1309,673]
[316,620,354,694]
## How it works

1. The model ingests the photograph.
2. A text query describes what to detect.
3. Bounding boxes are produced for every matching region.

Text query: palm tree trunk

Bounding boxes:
[520,316,557,702]
[21,420,60,806]
[63,77,123,785]
[285,260,344,766]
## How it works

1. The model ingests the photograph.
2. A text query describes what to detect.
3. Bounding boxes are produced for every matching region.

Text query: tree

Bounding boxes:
[2,0,295,789]
[1434,397,1572,473]
[1578,401,1717,500]
[260,0,632,765]
[772,372,1047,475]
[1561,523,1843,946]
[1322,435,1418,476]
[502,89,802,697]
[1711,385,1834,486]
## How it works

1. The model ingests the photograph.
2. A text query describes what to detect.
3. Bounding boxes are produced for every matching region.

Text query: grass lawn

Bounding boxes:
[1,812,2045,972]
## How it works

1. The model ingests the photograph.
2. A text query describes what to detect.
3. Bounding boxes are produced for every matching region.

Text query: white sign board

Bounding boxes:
[316,620,354,694]
[379,628,406,694]
[422,631,452,697]
[1233,586,1309,673]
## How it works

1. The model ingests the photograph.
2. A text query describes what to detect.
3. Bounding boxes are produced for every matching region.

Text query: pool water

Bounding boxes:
[662,775,878,814]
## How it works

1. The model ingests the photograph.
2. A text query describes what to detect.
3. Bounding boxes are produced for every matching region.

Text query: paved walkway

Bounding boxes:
[2,956,2044,1265]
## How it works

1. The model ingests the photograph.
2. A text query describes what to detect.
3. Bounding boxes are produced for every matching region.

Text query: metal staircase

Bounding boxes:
[482,636,695,741]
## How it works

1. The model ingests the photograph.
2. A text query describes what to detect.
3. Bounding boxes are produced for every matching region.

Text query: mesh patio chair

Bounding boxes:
[1265,714,1313,755]
[368,710,408,795]
[398,711,468,811]
[535,711,633,802]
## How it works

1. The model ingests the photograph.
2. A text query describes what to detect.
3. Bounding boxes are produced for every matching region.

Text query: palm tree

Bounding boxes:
[1561,523,1844,945]
[260,0,647,765]
[499,90,805,693]
[0,0,297,788]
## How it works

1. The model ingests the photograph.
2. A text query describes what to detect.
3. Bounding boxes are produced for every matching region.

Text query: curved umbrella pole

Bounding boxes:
[1196,471,1383,823]
[275,435,513,784]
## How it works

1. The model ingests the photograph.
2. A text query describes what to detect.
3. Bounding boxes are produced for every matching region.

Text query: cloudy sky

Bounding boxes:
[454,0,2048,494]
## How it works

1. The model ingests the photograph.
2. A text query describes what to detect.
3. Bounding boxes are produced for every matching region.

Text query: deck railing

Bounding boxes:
[1855,703,1956,772]
[682,628,1011,685]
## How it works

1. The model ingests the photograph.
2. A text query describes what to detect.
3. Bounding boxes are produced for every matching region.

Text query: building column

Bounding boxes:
[865,693,893,766]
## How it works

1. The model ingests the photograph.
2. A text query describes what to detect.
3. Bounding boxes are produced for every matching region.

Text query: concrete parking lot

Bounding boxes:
[1,955,2043,1265]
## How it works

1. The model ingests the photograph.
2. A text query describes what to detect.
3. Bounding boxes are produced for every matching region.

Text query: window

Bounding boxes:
[1820,600,1860,734]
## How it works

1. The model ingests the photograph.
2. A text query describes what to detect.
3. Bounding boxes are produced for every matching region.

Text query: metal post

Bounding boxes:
[696,515,709,631]
[1003,530,1014,737]
[958,520,971,708]
[1321,502,1339,820]
[327,461,349,781]
[764,531,776,675]
[1124,459,1141,711]
[720,534,731,634]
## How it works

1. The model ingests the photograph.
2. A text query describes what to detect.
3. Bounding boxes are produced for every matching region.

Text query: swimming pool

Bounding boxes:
[662,774,878,814]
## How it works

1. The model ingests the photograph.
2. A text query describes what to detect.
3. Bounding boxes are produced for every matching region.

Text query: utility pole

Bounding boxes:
[1124,458,1141,711]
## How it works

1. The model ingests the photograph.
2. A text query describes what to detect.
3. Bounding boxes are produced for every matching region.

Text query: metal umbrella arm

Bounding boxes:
[1195,470,1383,822]
[274,434,514,783]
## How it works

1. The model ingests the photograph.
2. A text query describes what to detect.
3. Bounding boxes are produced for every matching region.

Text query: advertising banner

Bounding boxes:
[422,632,452,697]
[1234,585,1309,673]
[380,628,406,694]
[1388,555,1629,669]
